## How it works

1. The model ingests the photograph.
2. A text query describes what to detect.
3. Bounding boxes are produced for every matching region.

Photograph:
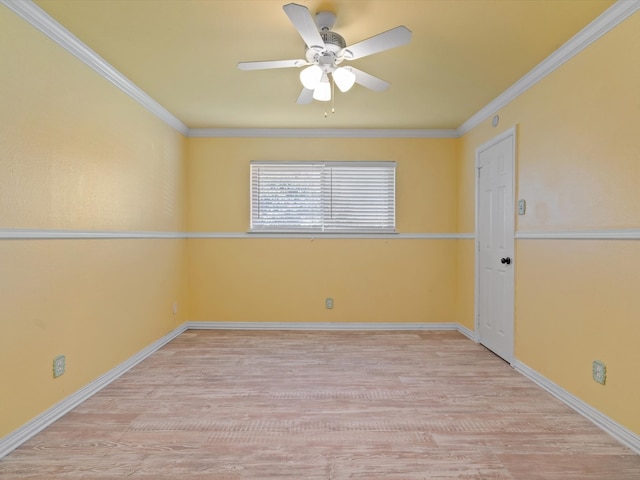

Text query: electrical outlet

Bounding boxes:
[325,298,334,309]
[173,301,178,315]
[53,354,66,378]
[592,360,606,385]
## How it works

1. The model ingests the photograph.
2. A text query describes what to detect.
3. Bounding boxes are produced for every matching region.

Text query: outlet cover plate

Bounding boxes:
[325,298,334,309]
[53,354,66,378]
[592,360,606,385]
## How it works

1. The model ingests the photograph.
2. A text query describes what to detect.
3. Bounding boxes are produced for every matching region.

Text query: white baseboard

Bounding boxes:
[185,321,465,332]
[6,322,636,460]
[456,324,476,341]
[513,360,640,455]
[0,321,470,458]
[0,323,187,460]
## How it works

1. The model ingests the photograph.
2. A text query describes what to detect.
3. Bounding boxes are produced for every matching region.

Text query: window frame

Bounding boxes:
[249,161,396,234]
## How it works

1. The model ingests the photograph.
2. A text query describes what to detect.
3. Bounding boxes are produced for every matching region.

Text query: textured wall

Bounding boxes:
[0,5,188,437]
[186,137,461,324]
[459,11,640,434]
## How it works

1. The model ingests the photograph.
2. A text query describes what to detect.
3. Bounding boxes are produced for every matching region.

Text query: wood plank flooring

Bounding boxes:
[1,330,638,479]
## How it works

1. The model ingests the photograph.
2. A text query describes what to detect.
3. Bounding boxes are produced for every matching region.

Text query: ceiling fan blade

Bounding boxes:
[350,67,390,92]
[342,26,411,60]
[297,88,314,104]
[283,3,325,51]
[238,59,308,71]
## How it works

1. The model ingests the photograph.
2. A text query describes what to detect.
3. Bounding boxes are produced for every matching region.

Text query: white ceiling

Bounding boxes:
[32,0,615,131]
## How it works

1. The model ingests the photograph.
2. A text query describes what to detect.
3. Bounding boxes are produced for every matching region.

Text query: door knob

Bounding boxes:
[501,257,511,265]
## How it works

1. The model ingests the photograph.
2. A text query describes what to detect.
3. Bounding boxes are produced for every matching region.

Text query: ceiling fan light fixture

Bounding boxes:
[313,75,331,102]
[333,66,356,92]
[299,65,323,90]
[238,4,412,106]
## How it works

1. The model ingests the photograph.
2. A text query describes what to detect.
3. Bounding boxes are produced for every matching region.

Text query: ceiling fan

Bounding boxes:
[237,3,412,104]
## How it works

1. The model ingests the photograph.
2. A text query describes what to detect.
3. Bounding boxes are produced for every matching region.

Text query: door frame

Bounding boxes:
[474,126,517,363]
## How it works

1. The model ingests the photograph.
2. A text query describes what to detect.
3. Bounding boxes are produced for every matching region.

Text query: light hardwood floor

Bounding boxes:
[1,330,639,479]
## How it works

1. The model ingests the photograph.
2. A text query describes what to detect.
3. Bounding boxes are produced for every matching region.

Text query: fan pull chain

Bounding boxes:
[332,77,335,114]
[324,76,337,118]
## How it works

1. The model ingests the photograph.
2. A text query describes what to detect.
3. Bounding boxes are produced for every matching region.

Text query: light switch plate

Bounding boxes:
[518,199,526,215]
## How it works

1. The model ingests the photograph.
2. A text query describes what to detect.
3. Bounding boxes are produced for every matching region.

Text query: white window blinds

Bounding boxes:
[250,161,396,233]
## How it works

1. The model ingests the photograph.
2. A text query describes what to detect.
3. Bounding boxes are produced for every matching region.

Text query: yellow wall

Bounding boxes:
[455,137,475,331]
[187,137,461,323]
[0,6,188,438]
[460,11,640,434]
[3,0,639,448]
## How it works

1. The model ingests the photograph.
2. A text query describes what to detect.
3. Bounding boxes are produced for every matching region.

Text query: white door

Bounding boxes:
[476,129,515,362]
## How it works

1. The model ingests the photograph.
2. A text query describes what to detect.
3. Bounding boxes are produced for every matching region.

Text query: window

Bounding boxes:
[250,161,396,233]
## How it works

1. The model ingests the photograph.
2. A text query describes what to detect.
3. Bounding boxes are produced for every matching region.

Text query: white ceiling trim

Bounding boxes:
[457,0,640,136]
[3,0,638,139]
[188,128,458,139]
[0,0,189,136]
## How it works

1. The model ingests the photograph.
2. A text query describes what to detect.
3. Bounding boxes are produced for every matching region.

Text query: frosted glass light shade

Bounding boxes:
[333,67,356,92]
[299,65,322,90]
[313,75,331,102]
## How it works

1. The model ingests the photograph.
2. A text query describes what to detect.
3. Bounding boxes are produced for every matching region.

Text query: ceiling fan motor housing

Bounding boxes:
[320,31,346,51]
[302,10,345,69]
[305,29,346,69]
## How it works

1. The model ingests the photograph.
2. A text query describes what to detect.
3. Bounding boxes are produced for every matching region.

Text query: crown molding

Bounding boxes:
[4,0,638,139]
[457,0,640,136]
[0,0,189,136]
[187,128,458,139]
